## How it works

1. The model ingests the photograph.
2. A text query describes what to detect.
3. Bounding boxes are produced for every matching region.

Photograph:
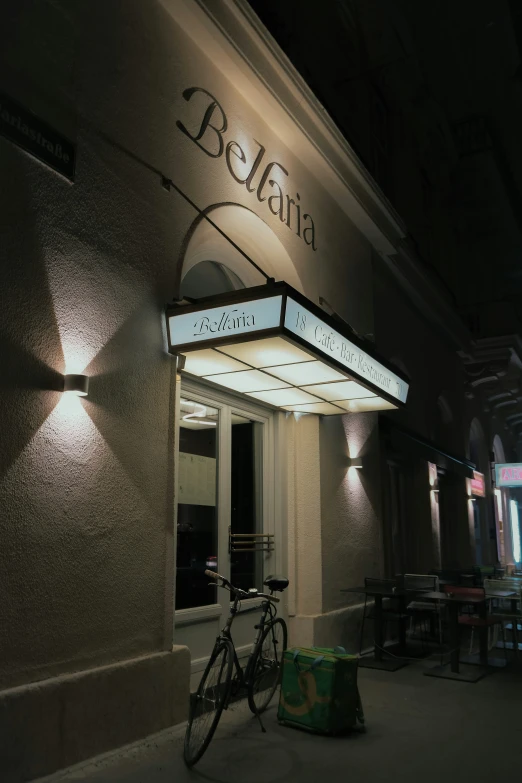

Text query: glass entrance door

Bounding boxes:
[174,385,276,676]
[176,398,219,610]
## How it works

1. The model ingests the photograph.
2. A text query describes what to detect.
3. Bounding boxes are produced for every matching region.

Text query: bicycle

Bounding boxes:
[183,569,289,767]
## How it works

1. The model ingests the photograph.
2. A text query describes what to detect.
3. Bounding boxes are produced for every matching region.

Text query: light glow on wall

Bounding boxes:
[510,499,521,563]
[47,254,131,376]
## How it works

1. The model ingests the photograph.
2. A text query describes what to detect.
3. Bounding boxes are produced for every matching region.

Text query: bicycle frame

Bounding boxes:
[215,590,278,705]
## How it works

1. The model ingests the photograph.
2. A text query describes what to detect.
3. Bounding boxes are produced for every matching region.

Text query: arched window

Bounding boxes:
[181,260,245,299]
[176,202,303,299]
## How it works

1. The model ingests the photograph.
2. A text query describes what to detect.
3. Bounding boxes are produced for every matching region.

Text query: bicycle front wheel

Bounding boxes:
[248,617,287,715]
[184,638,234,767]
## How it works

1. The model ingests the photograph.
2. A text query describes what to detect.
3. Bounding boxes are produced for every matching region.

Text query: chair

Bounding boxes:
[484,578,522,656]
[404,574,442,647]
[473,566,495,586]
[443,585,508,658]
[358,577,407,654]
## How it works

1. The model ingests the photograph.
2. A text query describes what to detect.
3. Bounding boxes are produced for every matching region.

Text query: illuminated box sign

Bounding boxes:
[471,471,485,497]
[284,298,407,403]
[166,282,409,415]
[496,463,522,487]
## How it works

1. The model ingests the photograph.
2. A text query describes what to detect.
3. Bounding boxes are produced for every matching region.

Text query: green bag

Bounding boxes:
[277,646,364,734]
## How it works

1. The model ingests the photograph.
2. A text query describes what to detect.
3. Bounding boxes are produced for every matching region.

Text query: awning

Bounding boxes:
[166,282,409,415]
[381,419,475,478]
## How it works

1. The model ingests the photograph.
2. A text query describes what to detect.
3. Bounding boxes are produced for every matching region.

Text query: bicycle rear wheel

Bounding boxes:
[247,617,287,714]
[184,638,234,767]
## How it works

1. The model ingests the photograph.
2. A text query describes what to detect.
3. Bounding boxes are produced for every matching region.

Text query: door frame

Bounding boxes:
[173,376,286,669]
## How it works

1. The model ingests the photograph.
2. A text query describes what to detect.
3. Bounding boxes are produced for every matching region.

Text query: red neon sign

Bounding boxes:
[471,471,485,497]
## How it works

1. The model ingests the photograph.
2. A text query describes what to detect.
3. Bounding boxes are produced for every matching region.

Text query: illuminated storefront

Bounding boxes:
[0,1,517,780]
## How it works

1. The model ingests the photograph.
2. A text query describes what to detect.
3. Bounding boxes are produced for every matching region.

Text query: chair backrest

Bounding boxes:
[444,584,485,598]
[364,577,397,591]
[404,573,439,592]
[484,578,510,592]
[485,577,522,594]
[493,576,522,588]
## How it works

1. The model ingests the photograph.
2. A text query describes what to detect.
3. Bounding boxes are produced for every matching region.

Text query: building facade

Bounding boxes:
[1,1,521,781]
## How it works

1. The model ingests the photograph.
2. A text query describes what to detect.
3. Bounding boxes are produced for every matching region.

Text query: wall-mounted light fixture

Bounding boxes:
[347,457,363,469]
[63,374,89,397]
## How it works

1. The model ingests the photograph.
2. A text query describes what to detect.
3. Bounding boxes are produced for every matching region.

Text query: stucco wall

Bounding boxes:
[0,0,377,694]
[320,414,383,615]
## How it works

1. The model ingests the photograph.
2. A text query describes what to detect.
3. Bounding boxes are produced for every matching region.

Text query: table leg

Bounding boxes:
[510,598,519,657]
[374,595,383,661]
[425,600,490,682]
[358,593,407,671]
[478,599,488,667]
[398,596,407,650]
[449,602,460,674]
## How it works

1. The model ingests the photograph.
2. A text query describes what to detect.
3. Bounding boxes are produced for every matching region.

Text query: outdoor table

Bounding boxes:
[422,591,491,682]
[341,585,415,671]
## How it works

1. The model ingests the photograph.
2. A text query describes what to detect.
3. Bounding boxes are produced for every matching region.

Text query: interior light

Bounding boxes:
[283,402,345,415]
[247,387,321,406]
[63,374,89,397]
[335,397,397,412]
[510,499,521,563]
[182,349,249,376]
[303,380,377,401]
[495,489,502,522]
[348,457,363,469]
[219,337,313,368]
[267,360,345,385]
[203,369,289,393]
[182,401,217,427]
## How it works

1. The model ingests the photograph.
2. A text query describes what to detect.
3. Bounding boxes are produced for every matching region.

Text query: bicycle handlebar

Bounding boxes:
[204,570,280,602]
[205,569,226,582]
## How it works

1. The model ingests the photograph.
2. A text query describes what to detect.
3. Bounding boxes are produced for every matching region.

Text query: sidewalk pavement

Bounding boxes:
[35,659,522,783]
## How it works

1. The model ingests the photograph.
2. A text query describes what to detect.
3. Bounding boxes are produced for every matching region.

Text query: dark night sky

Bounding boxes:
[248,0,522,337]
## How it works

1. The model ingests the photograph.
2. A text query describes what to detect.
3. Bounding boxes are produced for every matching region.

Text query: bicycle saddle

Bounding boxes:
[263,575,289,592]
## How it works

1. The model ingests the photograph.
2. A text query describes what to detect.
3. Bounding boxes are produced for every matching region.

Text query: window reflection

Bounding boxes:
[176,399,219,610]
[231,415,264,592]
